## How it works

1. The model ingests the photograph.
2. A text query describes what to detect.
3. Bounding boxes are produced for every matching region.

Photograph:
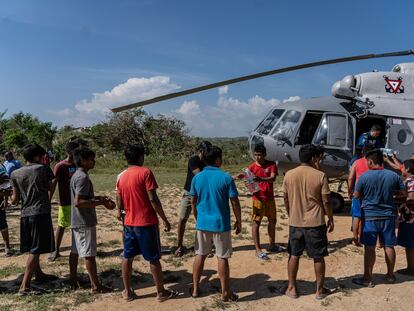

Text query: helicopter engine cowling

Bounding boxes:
[331,75,357,99]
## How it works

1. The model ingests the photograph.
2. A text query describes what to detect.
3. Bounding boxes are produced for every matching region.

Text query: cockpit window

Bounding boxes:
[271,110,302,141]
[255,109,284,135]
[313,114,349,148]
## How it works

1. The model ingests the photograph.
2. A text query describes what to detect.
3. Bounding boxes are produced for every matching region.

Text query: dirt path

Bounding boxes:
[1,184,413,311]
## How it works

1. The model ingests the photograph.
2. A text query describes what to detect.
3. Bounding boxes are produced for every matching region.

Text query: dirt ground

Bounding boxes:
[0,182,413,311]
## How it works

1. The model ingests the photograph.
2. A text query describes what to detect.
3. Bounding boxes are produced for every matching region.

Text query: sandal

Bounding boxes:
[256,252,270,261]
[157,289,180,302]
[222,292,239,302]
[174,247,185,257]
[352,277,375,288]
[315,287,332,300]
[385,275,396,284]
[189,286,201,298]
[122,289,138,301]
[284,288,298,299]
[17,287,44,297]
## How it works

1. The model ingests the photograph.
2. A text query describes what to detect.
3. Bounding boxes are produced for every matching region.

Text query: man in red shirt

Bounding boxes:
[239,145,283,259]
[116,144,178,302]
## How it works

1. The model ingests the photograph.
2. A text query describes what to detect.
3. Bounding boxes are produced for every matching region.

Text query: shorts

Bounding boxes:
[351,198,362,218]
[398,222,414,249]
[179,190,192,220]
[288,225,328,259]
[362,218,396,247]
[123,224,161,261]
[252,199,276,222]
[20,214,55,254]
[195,230,232,259]
[0,209,8,231]
[58,205,71,228]
[71,226,97,257]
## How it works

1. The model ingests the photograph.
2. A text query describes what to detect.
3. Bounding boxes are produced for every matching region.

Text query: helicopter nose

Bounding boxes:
[248,134,264,155]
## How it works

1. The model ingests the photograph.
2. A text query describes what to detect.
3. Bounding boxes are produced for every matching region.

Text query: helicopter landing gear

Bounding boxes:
[329,192,345,214]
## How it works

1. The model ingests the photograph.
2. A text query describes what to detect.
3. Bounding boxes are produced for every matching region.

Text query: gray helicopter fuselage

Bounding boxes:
[249,93,414,178]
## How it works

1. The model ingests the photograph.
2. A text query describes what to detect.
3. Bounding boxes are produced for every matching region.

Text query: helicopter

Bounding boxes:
[111,49,414,212]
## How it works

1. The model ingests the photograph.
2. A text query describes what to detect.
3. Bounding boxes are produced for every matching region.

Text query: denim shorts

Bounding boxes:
[362,218,396,247]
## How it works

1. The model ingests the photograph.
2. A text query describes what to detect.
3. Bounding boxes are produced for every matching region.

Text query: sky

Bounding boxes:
[1,0,413,137]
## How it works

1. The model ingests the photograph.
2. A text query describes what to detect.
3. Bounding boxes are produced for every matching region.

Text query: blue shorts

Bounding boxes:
[351,198,362,218]
[398,222,414,249]
[362,218,396,247]
[123,224,161,261]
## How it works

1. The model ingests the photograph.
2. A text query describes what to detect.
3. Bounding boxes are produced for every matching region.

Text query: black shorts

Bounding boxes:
[20,214,55,255]
[0,209,8,231]
[288,225,328,259]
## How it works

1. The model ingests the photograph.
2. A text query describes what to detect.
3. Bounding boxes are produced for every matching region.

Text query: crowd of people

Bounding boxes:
[0,136,413,303]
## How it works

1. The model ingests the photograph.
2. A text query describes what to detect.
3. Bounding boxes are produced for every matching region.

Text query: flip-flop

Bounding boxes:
[189,286,201,298]
[284,290,298,299]
[17,286,44,297]
[122,289,138,302]
[174,247,185,257]
[257,252,270,261]
[222,292,239,302]
[157,289,180,302]
[315,288,332,300]
[385,275,396,284]
[352,277,375,288]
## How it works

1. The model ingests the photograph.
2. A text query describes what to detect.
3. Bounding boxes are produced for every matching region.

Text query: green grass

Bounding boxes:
[89,163,250,193]
[0,264,25,279]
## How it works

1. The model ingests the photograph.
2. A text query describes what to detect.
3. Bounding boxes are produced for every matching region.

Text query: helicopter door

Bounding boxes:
[313,112,352,172]
[386,117,414,160]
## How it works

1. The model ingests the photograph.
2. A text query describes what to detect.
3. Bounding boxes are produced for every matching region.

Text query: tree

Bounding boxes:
[1,112,57,151]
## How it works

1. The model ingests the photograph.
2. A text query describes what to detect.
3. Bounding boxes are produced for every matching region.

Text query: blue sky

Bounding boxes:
[1,0,413,136]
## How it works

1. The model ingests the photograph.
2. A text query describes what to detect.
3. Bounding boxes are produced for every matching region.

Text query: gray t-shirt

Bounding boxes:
[10,163,54,217]
[70,169,97,228]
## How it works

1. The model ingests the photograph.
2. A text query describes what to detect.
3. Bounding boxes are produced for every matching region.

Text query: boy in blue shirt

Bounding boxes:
[190,146,242,301]
[353,150,405,287]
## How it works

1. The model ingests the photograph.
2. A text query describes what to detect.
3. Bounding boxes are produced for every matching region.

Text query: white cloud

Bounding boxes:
[282,96,301,103]
[218,85,229,96]
[48,76,300,137]
[75,76,180,115]
[173,86,287,136]
[175,100,200,116]
[48,76,181,126]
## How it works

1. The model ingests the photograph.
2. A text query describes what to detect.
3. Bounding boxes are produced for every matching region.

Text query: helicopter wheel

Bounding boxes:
[329,192,345,214]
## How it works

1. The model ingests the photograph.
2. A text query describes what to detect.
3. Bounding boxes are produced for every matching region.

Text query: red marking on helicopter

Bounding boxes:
[384,76,404,94]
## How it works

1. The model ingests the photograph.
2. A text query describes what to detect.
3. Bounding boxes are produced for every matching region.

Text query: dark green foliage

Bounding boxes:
[0,112,56,153]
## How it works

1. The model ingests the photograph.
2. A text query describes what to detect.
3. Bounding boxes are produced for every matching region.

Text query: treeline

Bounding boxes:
[0,109,250,167]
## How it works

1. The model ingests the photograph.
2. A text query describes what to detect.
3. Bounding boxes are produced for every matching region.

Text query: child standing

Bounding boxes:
[69,147,115,293]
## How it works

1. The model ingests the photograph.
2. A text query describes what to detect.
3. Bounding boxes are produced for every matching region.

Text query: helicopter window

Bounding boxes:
[295,112,324,145]
[398,129,413,145]
[314,114,348,147]
[271,110,301,141]
[255,109,285,135]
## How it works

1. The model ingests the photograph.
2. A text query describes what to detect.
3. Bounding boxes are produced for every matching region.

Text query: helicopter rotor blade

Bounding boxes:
[111,49,414,113]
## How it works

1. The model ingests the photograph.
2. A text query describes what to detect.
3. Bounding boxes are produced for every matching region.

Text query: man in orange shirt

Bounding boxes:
[116,144,178,302]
